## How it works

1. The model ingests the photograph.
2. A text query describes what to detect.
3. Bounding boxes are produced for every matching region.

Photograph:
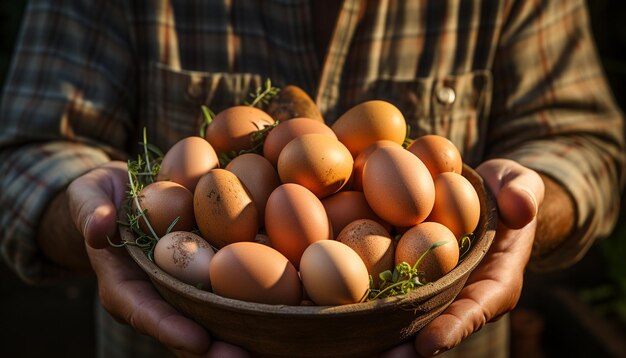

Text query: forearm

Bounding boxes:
[36,189,92,273]
[489,0,624,269]
[531,174,575,266]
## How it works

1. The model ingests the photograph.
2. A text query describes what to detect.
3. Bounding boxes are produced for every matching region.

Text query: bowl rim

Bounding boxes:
[123,164,497,316]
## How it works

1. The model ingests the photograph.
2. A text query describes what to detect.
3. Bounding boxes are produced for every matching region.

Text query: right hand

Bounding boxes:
[67,160,249,357]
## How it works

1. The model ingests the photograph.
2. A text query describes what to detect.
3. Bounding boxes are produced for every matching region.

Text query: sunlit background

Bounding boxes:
[1,1,624,357]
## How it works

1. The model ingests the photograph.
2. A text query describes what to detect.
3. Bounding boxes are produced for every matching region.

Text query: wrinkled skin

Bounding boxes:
[67,158,544,357]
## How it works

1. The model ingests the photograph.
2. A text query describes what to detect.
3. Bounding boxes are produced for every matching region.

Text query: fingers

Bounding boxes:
[173,341,251,358]
[206,341,252,358]
[88,245,213,354]
[413,280,511,356]
[126,293,212,354]
[378,342,418,358]
[67,161,128,248]
[476,159,545,229]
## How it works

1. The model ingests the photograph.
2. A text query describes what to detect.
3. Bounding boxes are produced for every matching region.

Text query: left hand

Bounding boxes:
[68,161,250,358]
[381,158,545,357]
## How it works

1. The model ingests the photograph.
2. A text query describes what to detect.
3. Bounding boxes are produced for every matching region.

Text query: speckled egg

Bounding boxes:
[154,231,214,289]
[194,169,258,248]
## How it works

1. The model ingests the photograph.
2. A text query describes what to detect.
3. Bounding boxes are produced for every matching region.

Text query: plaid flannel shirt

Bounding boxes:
[0,0,624,356]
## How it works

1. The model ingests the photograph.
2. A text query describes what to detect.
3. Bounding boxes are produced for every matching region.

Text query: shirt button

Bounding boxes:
[436,86,456,105]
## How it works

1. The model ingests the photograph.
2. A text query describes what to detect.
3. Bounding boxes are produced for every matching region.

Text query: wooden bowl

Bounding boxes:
[123,165,497,357]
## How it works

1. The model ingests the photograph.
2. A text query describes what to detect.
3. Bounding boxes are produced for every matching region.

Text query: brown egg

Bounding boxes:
[407,135,463,178]
[154,231,214,289]
[205,105,275,155]
[336,219,394,286]
[265,85,324,123]
[265,183,332,268]
[428,172,481,239]
[263,117,337,166]
[157,136,220,192]
[209,242,302,305]
[362,146,435,227]
[225,153,280,223]
[321,191,390,237]
[395,222,459,283]
[194,169,258,248]
[300,240,370,305]
[133,181,195,237]
[351,140,402,191]
[331,100,407,158]
[277,133,353,198]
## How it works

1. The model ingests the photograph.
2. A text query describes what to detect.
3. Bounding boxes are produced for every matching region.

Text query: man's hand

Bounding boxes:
[62,160,249,357]
[412,159,545,356]
[381,159,547,357]
[410,159,546,356]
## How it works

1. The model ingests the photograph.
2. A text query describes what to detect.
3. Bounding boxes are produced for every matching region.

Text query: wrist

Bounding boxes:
[531,174,576,263]
[36,189,93,273]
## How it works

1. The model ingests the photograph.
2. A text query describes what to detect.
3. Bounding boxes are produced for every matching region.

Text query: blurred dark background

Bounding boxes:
[1,1,625,357]
[0,2,97,357]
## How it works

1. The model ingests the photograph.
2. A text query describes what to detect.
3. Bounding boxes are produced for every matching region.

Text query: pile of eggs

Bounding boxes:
[133,98,481,307]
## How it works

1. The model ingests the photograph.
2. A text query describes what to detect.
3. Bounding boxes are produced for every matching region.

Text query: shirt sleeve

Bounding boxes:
[0,0,137,284]
[488,0,626,271]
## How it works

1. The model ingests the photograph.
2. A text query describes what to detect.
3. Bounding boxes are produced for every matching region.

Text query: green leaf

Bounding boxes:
[380,270,393,283]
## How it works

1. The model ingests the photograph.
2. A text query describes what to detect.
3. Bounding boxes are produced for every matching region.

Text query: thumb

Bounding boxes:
[476,159,545,229]
[67,161,128,249]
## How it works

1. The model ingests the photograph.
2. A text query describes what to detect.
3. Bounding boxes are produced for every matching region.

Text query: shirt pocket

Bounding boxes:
[141,62,263,151]
[357,70,492,166]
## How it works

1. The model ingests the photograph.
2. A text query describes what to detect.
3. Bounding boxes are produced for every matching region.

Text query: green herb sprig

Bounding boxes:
[199,105,215,139]
[367,240,449,301]
[244,78,280,108]
[459,233,474,258]
[111,128,172,261]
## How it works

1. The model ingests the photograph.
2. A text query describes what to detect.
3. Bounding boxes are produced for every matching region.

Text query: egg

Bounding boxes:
[133,181,195,237]
[225,153,280,223]
[321,191,390,237]
[331,100,407,158]
[194,168,258,248]
[205,105,275,155]
[265,85,324,123]
[336,219,394,286]
[157,136,220,192]
[154,231,214,289]
[262,117,337,166]
[407,134,463,178]
[351,140,402,191]
[395,222,459,283]
[277,133,353,198]
[362,146,435,227]
[265,183,331,268]
[428,172,481,239]
[300,240,370,305]
[209,242,302,305]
